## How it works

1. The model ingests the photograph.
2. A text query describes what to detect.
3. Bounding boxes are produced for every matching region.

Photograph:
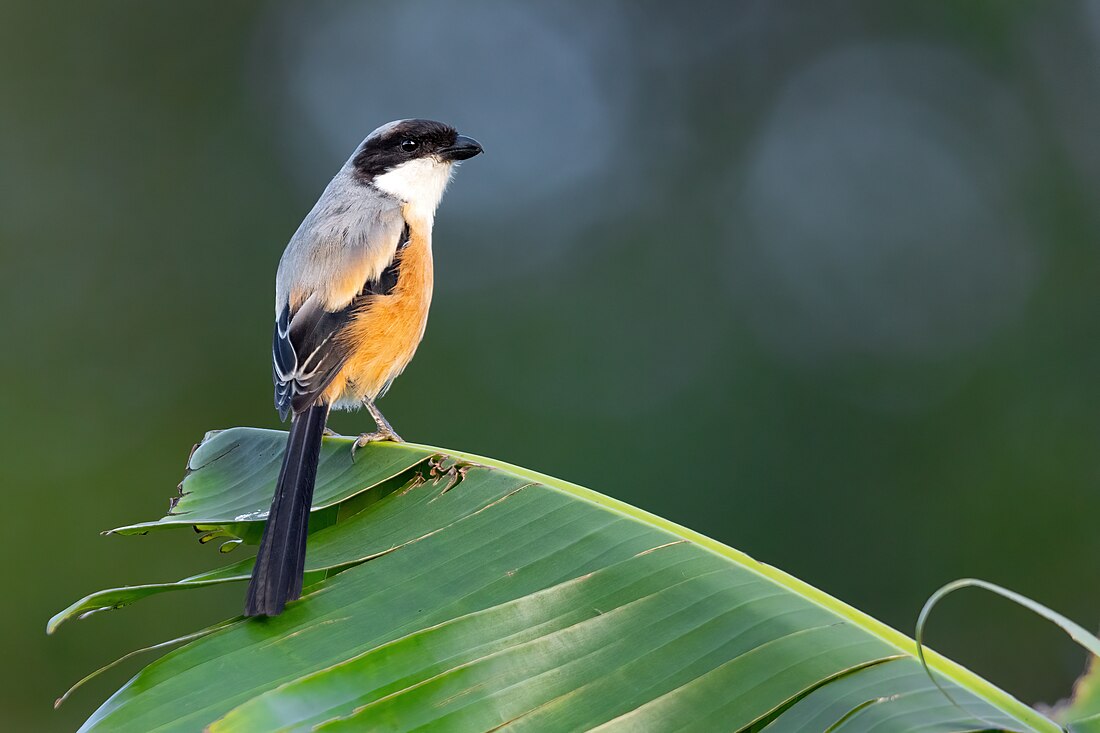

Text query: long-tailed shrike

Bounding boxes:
[245,119,482,616]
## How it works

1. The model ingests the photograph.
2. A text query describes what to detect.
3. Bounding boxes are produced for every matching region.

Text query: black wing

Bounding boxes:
[273,223,410,419]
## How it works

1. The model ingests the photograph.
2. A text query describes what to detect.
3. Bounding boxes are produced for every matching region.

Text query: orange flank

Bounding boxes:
[324,223,434,407]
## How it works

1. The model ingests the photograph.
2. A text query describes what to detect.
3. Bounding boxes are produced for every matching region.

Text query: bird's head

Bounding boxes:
[351,119,482,218]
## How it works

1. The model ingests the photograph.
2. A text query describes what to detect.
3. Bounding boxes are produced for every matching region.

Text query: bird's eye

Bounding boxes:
[400,139,419,153]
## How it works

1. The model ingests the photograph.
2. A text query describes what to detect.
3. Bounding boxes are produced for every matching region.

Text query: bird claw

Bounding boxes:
[350,429,404,461]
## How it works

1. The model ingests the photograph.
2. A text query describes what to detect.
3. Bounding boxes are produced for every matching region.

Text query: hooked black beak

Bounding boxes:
[440,135,483,161]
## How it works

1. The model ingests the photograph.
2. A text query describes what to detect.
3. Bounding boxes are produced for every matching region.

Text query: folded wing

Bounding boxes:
[273,206,410,419]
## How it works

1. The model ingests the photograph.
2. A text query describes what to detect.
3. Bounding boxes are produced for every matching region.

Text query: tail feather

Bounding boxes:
[244,403,328,616]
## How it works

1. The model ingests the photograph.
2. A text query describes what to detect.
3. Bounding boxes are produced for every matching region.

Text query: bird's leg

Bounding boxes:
[351,400,404,460]
[360,400,404,442]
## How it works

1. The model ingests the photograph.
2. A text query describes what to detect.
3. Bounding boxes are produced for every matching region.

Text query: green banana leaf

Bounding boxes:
[1056,657,1100,733]
[53,428,1064,732]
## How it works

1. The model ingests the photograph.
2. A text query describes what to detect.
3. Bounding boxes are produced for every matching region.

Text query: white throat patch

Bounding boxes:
[371,157,454,222]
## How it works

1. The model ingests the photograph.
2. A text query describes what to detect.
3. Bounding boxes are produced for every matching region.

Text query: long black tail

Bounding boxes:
[244,403,328,616]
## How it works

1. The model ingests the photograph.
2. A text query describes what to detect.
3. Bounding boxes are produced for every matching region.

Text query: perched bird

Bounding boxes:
[245,119,483,617]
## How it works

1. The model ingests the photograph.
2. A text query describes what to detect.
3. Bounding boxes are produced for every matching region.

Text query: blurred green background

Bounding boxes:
[3,1,1099,729]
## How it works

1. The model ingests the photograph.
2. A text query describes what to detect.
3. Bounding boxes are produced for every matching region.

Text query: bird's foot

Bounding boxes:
[322,427,342,437]
[350,428,404,461]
